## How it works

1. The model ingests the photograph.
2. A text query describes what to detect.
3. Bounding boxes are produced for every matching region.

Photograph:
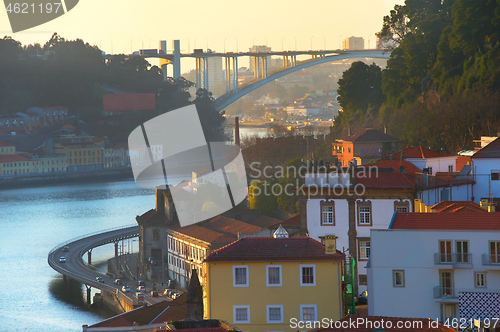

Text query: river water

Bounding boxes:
[0,179,161,332]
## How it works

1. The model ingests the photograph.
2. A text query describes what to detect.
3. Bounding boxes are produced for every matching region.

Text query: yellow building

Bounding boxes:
[50,136,104,171]
[203,234,344,332]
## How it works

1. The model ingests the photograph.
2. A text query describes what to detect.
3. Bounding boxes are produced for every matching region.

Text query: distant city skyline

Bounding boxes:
[0,0,401,72]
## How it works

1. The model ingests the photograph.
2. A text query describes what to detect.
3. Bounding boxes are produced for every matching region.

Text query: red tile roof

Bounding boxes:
[269,214,301,229]
[472,137,500,158]
[246,215,282,228]
[315,316,455,332]
[0,154,31,162]
[391,212,500,230]
[201,215,262,235]
[0,141,15,147]
[340,128,401,143]
[392,146,453,159]
[365,160,422,174]
[355,172,415,189]
[205,237,344,262]
[456,155,471,172]
[430,201,485,213]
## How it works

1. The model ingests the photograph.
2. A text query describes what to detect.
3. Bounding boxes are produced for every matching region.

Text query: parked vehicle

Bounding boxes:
[139,49,157,56]
[150,290,158,297]
[59,256,66,263]
[122,285,130,293]
[137,285,146,292]
[62,246,69,252]
[138,280,145,287]
[356,290,368,305]
[113,279,122,285]
[95,276,104,283]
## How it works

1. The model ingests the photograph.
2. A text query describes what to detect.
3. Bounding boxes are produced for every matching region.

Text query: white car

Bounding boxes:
[137,285,145,292]
[59,257,66,263]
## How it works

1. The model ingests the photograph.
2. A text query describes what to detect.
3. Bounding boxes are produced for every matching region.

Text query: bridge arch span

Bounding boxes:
[214,50,390,111]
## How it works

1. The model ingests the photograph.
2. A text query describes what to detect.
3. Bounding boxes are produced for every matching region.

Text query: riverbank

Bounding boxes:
[0,167,134,190]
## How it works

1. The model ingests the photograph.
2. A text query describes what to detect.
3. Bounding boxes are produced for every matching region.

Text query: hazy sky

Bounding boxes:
[1,0,402,72]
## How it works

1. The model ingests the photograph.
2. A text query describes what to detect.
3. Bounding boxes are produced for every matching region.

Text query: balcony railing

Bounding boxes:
[433,286,456,298]
[434,253,472,267]
[482,253,500,265]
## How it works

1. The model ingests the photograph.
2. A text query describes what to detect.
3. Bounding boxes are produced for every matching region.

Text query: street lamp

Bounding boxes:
[253,37,257,46]
[130,39,133,54]
[282,37,285,51]
[99,40,102,50]
[149,39,152,48]
[264,37,267,47]
[141,39,144,49]
[205,38,208,51]
[294,36,297,51]
[339,35,342,50]
[224,37,227,53]
[323,35,326,50]
[310,36,314,50]
[235,37,238,52]
[194,38,197,49]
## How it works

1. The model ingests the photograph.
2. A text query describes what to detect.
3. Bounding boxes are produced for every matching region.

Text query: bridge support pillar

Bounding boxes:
[195,57,202,89]
[233,57,238,92]
[225,57,231,94]
[87,249,92,265]
[203,57,209,91]
[114,242,119,261]
[86,285,91,306]
[172,40,181,79]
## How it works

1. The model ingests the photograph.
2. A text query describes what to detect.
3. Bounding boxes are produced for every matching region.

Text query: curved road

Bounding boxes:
[47,225,165,305]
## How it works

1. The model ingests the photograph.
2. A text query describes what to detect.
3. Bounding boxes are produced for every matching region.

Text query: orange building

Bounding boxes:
[332,128,401,166]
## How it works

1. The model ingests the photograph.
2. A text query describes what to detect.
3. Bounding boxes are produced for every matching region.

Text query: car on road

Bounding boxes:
[122,285,130,293]
[95,276,104,283]
[137,285,145,292]
[113,279,122,285]
[171,292,181,299]
[62,246,69,252]
[150,290,158,297]
[59,256,66,263]
[138,280,145,287]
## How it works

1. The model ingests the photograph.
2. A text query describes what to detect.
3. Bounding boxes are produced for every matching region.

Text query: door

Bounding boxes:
[440,271,453,297]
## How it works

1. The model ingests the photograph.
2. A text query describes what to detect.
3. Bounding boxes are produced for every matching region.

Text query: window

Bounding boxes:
[300,264,315,286]
[439,240,452,263]
[359,274,367,285]
[455,241,469,263]
[490,241,500,263]
[233,265,249,287]
[266,265,282,287]
[394,200,410,212]
[266,305,284,323]
[492,172,500,181]
[233,305,250,324]
[448,165,453,172]
[300,305,317,322]
[357,200,372,226]
[320,200,335,225]
[359,240,371,260]
[475,272,486,287]
[393,270,405,287]
[428,167,433,174]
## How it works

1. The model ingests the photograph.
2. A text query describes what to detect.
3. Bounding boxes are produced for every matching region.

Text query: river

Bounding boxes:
[0,179,167,332]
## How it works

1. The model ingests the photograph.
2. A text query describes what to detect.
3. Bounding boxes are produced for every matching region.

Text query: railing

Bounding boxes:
[433,253,472,267]
[482,253,500,265]
[433,286,456,298]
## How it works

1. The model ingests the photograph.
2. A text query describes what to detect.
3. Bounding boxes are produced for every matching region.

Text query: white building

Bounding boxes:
[368,211,500,322]
[471,137,500,204]
[342,37,364,50]
[201,55,223,91]
[393,146,459,175]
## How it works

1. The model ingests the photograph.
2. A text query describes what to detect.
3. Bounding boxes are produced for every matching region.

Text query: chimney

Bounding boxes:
[324,235,338,254]
[234,116,240,146]
[156,186,166,216]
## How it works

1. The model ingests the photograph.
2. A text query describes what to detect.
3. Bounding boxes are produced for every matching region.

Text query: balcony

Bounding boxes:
[434,253,472,268]
[482,254,500,269]
[433,286,458,301]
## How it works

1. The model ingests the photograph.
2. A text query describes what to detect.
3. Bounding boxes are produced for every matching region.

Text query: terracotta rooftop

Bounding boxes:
[392,146,453,159]
[355,172,415,189]
[314,316,455,332]
[269,214,301,229]
[246,214,282,229]
[364,160,422,175]
[339,128,401,143]
[0,141,15,147]
[205,237,344,262]
[0,154,31,162]
[391,212,500,230]
[430,201,486,213]
[473,137,500,158]
[201,215,262,235]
